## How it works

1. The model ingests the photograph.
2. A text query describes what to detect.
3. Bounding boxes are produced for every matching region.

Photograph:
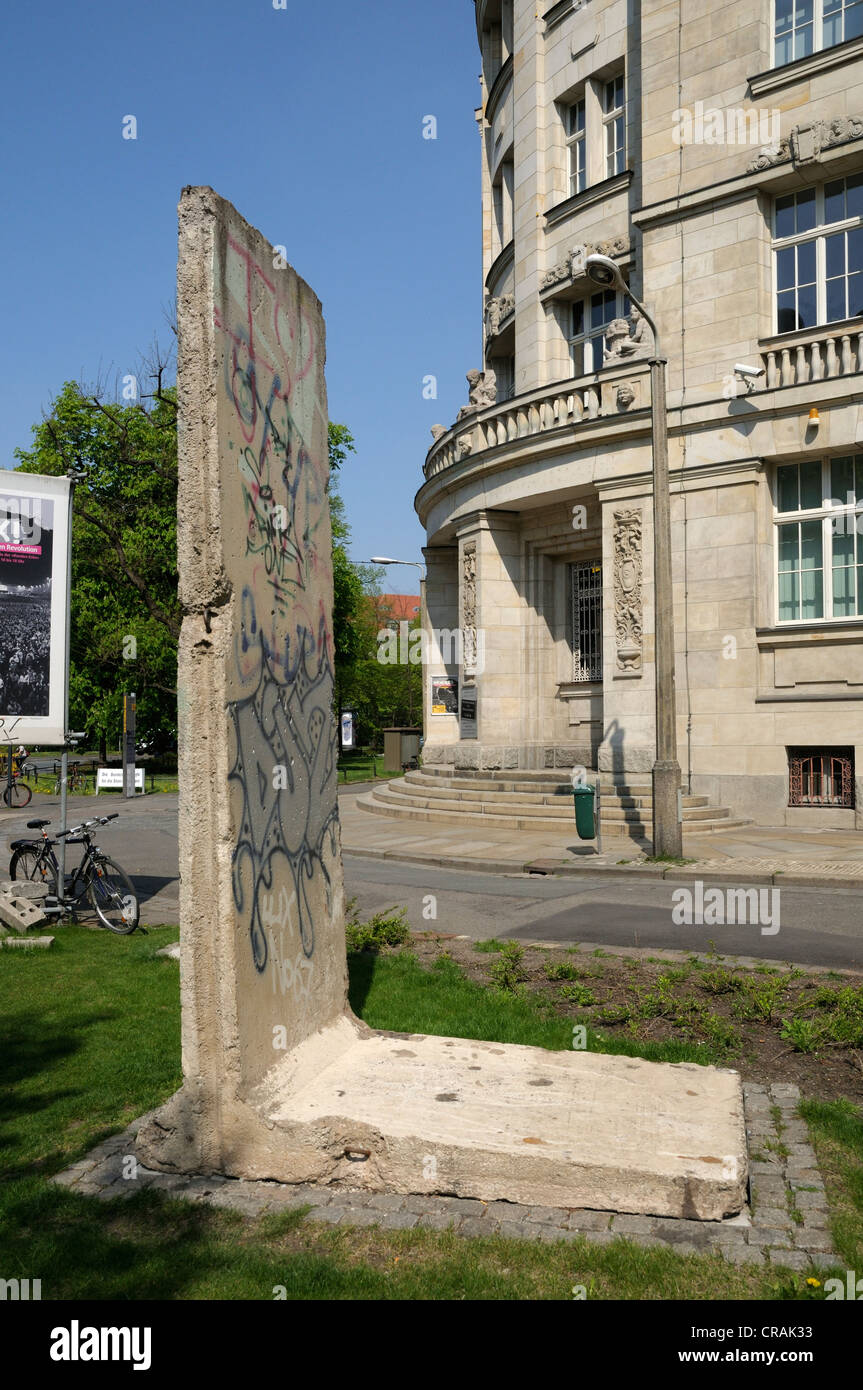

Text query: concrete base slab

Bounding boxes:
[138,1018,747,1220]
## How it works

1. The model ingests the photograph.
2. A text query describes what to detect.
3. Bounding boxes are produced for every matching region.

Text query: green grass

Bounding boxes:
[337,752,387,783]
[800,1098,863,1270]
[349,952,573,1049]
[0,925,182,1178]
[0,929,856,1299]
[31,774,179,797]
[1,1179,805,1301]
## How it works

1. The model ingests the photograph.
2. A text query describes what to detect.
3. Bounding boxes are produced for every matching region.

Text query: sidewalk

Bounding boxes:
[339,789,863,889]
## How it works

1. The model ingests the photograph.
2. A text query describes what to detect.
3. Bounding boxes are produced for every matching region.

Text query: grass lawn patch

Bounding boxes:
[0,923,858,1298]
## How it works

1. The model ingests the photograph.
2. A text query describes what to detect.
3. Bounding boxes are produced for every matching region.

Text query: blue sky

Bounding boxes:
[0,0,480,592]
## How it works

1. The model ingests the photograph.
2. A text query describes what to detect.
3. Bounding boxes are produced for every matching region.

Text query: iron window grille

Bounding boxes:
[570,560,603,681]
[788,746,854,806]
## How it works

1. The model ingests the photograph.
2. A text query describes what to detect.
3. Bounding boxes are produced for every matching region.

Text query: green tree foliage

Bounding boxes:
[15,379,375,751]
[15,377,180,754]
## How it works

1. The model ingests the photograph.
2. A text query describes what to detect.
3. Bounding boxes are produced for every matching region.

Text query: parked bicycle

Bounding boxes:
[53,762,87,796]
[9,813,139,933]
[2,764,33,807]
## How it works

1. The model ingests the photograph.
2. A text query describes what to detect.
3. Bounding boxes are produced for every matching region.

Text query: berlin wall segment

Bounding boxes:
[138,190,748,1220]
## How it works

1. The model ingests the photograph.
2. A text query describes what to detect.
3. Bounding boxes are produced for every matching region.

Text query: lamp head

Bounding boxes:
[585,253,624,292]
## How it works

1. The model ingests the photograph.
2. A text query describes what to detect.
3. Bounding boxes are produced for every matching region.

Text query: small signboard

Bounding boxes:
[97,767,144,793]
[340,710,356,750]
[431,676,458,716]
[460,684,477,739]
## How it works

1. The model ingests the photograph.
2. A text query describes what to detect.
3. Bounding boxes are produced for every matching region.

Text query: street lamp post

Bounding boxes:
[585,255,682,857]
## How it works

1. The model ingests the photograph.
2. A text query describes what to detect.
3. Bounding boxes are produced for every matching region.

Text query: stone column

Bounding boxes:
[597,492,656,778]
[421,545,459,763]
[454,511,522,770]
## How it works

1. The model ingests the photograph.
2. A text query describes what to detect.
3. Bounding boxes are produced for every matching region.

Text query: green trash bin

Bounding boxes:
[573,783,596,840]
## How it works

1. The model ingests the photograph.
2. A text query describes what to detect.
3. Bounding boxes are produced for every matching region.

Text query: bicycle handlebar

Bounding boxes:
[56,812,119,839]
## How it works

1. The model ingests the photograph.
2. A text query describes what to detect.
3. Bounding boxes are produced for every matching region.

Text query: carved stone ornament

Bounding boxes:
[747,113,863,173]
[602,306,651,363]
[484,292,515,339]
[462,542,478,672]
[430,423,447,442]
[616,382,636,411]
[456,367,497,421]
[540,235,630,292]
[613,508,643,674]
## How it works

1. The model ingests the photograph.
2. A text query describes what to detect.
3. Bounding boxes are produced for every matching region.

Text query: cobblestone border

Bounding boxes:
[51,1083,836,1270]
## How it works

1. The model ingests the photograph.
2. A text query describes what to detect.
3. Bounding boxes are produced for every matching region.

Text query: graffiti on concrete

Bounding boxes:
[218,233,338,981]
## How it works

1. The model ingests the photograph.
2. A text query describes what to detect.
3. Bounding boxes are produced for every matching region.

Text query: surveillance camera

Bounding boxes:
[734,363,765,379]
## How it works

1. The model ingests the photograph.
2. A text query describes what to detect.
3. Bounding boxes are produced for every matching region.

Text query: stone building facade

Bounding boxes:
[415,0,863,828]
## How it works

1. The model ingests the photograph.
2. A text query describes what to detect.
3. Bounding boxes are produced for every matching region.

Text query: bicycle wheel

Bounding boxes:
[9,847,59,896]
[87,856,139,934]
[3,780,32,807]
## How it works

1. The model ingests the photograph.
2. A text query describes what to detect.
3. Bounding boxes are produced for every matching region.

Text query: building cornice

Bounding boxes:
[485,239,514,295]
[543,0,576,31]
[484,53,513,127]
[749,35,863,98]
[545,170,632,228]
[633,130,863,229]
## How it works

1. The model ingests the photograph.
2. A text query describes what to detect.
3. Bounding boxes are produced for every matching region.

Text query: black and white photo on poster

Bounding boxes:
[0,473,70,746]
[0,493,53,717]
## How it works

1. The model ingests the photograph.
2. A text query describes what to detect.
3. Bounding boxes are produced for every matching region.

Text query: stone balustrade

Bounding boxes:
[762,326,863,389]
[424,362,650,480]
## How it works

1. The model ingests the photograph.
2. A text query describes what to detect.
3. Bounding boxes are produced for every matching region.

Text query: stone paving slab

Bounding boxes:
[50,1084,838,1271]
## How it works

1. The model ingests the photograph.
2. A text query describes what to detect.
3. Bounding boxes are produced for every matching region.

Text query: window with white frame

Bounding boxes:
[774,0,863,67]
[774,456,863,622]
[566,98,586,196]
[603,75,625,179]
[774,176,863,332]
[568,288,630,376]
[570,561,603,681]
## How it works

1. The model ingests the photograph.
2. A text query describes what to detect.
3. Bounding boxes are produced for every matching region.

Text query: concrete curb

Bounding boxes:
[342,842,863,888]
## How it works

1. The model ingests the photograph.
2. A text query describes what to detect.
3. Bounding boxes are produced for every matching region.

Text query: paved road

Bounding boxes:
[343,854,863,970]
[4,791,861,968]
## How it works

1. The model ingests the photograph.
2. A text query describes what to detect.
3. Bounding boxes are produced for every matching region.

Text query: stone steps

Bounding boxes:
[399,773,710,810]
[357,765,750,839]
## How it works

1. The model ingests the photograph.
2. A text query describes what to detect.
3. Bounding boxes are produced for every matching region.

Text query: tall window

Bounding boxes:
[568,289,630,376]
[489,354,515,401]
[566,99,586,196]
[774,0,863,67]
[570,561,603,681]
[603,76,625,179]
[775,456,863,621]
[774,176,863,332]
[492,159,514,253]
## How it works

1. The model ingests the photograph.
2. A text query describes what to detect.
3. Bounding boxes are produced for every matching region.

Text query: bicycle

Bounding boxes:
[2,766,33,807]
[53,762,86,796]
[9,813,140,933]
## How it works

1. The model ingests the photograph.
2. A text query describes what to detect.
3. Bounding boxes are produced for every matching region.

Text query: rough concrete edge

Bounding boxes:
[53,1085,840,1270]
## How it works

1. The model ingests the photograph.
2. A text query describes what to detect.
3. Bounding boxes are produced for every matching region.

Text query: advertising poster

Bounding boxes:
[340,710,356,750]
[0,472,71,746]
[431,675,458,715]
